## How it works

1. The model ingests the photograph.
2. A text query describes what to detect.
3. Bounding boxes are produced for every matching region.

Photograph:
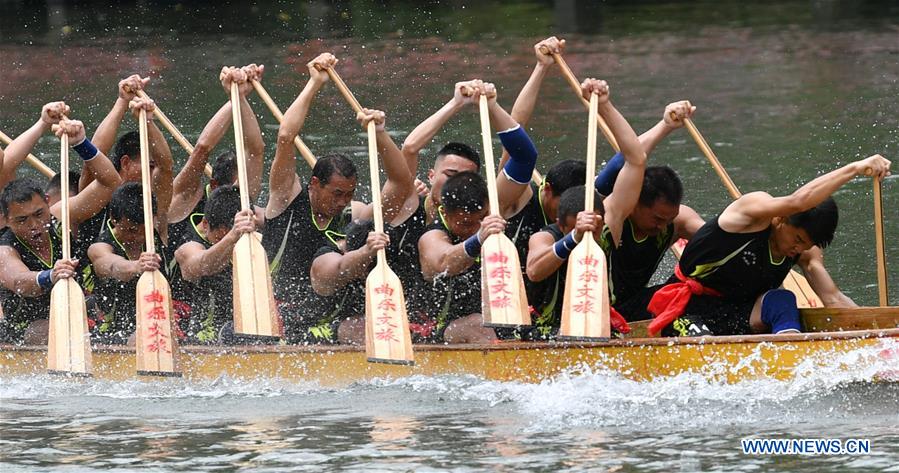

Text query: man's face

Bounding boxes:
[772,220,815,259]
[310,173,357,218]
[630,200,679,237]
[120,155,155,183]
[443,207,488,240]
[5,194,52,246]
[428,155,479,205]
[202,220,230,245]
[111,217,146,246]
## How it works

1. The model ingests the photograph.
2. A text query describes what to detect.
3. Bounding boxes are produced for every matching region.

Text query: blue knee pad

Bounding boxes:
[761,289,801,333]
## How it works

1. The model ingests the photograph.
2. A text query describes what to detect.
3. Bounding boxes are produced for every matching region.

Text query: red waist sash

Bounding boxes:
[646,265,721,336]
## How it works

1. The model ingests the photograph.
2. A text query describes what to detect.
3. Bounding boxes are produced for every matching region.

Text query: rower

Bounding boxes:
[308,108,413,344]
[168,65,266,248]
[646,155,890,337]
[0,117,122,344]
[175,185,256,343]
[587,101,705,321]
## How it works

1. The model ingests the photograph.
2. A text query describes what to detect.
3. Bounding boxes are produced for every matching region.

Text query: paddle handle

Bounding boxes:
[230,83,252,211]
[544,48,620,152]
[135,90,212,178]
[683,117,741,200]
[585,93,599,211]
[138,108,156,255]
[478,95,501,216]
[59,133,71,261]
[250,80,317,168]
[325,67,364,114]
[873,176,889,306]
[0,129,56,178]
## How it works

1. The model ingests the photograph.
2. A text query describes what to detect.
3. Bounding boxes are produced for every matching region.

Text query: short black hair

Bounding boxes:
[441,171,487,214]
[557,185,605,223]
[111,131,140,172]
[45,171,80,196]
[788,197,838,249]
[211,150,237,187]
[0,178,44,217]
[312,153,357,185]
[109,182,155,225]
[545,160,586,197]
[436,142,480,170]
[638,166,684,207]
[204,185,242,230]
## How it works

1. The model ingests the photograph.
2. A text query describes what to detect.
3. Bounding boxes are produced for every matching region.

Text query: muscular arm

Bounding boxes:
[525,230,564,282]
[239,94,265,201]
[356,123,414,223]
[0,119,51,188]
[147,118,173,241]
[0,247,46,297]
[310,247,375,296]
[598,99,647,247]
[175,237,237,282]
[418,229,476,281]
[798,246,857,308]
[498,61,550,171]
[88,242,140,282]
[52,149,123,225]
[169,102,231,223]
[402,99,465,178]
[674,205,705,240]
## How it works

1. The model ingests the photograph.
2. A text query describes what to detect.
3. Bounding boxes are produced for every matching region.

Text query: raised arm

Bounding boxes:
[50,119,123,225]
[176,210,254,281]
[169,101,230,222]
[798,246,857,308]
[266,53,334,219]
[588,79,646,246]
[720,154,891,233]
[129,98,173,242]
[311,231,388,296]
[0,102,67,188]
[239,64,266,201]
[354,109,414,223]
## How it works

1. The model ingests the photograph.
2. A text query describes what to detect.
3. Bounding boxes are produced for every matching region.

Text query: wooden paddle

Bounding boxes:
[135,108,181,377]
[0,129,56,178]
[559,93,610,340]
[249,79,317,168]
[47,128,92,376]
[540,45,620,152]
[134,90,213,178]
[681,117,825,308]
[476,93,531,328]
[364,119,414,364]
[229,82,282,339]
[873,176,889,306]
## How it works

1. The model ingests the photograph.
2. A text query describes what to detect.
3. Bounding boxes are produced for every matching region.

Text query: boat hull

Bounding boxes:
[2,328,897,385]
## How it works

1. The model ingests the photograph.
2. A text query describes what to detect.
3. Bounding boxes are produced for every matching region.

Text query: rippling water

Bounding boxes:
[2,340,898,471]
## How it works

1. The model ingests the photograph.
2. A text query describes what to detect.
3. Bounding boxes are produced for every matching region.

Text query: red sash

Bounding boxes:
[610,307,631,334]
[646,265,721,336]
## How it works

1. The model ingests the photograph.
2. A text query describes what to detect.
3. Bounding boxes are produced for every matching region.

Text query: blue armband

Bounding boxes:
[37,269,53,290]
[463,233,482,258]
[71,137,99,161]
[595,152,624,196]
[552,231,578,260]
[499,125,538,185]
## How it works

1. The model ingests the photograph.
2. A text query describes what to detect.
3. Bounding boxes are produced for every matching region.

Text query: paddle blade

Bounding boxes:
[135,270,181,377]
[559,237,611,341]
[47,279,92,376]
[365,262,414,365]
[480,234,531,328]
[232,232,282,339]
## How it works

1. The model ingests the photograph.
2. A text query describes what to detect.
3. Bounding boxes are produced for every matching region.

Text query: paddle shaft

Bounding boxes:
[250,80,317,168]
[324,68,364,114]
[60,134,71,260]
[367,121,388,267]
[584,93,598,216]
[478,95,501,216]
[0,129,56,178]
[230,83,252,211]
[542,48,619,152]
[873,177,889,306]
[135,90,212,178]
[138,109,156,254]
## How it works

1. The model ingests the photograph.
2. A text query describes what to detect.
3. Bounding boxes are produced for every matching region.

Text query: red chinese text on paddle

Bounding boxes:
[485,251,514,309]
[373,283,400,342]
[144,290,171,354]
[572,255,601,315]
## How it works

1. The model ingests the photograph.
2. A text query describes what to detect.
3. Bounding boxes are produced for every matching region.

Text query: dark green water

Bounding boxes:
[1,1,898,470]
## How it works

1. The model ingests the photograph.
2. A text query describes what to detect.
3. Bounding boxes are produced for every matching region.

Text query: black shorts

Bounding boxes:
[613,285,661,322]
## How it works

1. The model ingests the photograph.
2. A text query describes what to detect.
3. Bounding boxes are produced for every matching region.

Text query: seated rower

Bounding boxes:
[87,182,187,344]
[308,108,413,344]
[646,155,890,337]
[0,117,122,344]
[168,65,266,247]
[175,185,256,343]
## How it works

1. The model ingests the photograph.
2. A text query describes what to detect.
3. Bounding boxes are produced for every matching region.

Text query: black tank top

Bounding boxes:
[600,218,675,304]
[504,183,548,271]
[524,223,566,337]
[262,186,351,304]
[181,215,234,343]
[425,219,482,329]
[677,216,796,302]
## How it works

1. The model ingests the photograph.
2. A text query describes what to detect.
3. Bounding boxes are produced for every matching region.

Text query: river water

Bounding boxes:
[1,0,898,471]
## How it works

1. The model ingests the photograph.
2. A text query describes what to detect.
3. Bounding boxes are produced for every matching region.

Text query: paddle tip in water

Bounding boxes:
[137,370,184,378]
[47,370,92,378]
[366,357,415,367]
